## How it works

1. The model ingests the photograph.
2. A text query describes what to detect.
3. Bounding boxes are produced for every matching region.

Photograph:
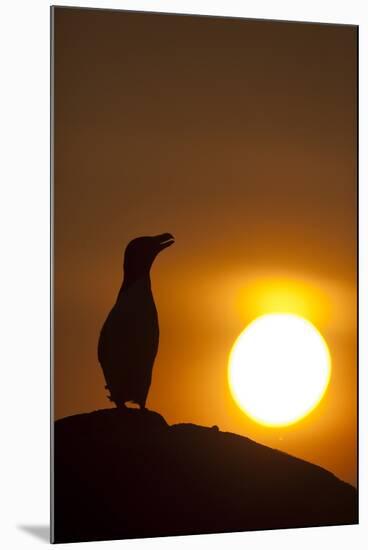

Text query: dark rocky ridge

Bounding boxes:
[53,408,357,543]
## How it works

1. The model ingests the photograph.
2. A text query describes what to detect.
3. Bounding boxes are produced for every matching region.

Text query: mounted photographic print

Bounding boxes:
[51,6,358,544]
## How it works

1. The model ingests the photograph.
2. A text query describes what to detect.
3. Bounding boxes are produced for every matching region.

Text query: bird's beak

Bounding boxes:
[155,233,175,251]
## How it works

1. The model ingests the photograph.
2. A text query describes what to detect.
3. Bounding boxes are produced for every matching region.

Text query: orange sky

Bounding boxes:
[53,8,357,486]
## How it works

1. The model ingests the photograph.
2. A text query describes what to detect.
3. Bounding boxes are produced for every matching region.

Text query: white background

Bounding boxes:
[0,0,366,548]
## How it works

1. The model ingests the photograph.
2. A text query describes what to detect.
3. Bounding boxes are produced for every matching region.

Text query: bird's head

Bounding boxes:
[123,233,175,281]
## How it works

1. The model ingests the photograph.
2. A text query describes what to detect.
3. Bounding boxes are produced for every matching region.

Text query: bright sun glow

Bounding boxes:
[228,313,331,427]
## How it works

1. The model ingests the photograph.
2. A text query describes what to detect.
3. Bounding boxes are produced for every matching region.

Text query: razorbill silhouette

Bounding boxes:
[98,233,175,409]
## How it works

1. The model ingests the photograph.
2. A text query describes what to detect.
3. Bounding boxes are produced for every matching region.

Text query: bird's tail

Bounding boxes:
[105,384,114,402]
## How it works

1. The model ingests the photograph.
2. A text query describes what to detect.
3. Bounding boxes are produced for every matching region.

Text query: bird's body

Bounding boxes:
[98,233,174,409]
[98,276,159,408]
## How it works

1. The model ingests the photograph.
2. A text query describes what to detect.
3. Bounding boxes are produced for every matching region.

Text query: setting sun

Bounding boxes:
[228,314,331,427]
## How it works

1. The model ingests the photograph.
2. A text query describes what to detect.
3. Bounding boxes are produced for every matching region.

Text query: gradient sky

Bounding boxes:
[53,8,357,485]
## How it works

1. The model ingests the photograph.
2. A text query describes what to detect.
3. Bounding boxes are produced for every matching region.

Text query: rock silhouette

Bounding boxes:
[53,408,357,543]
[98,233,175,408]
